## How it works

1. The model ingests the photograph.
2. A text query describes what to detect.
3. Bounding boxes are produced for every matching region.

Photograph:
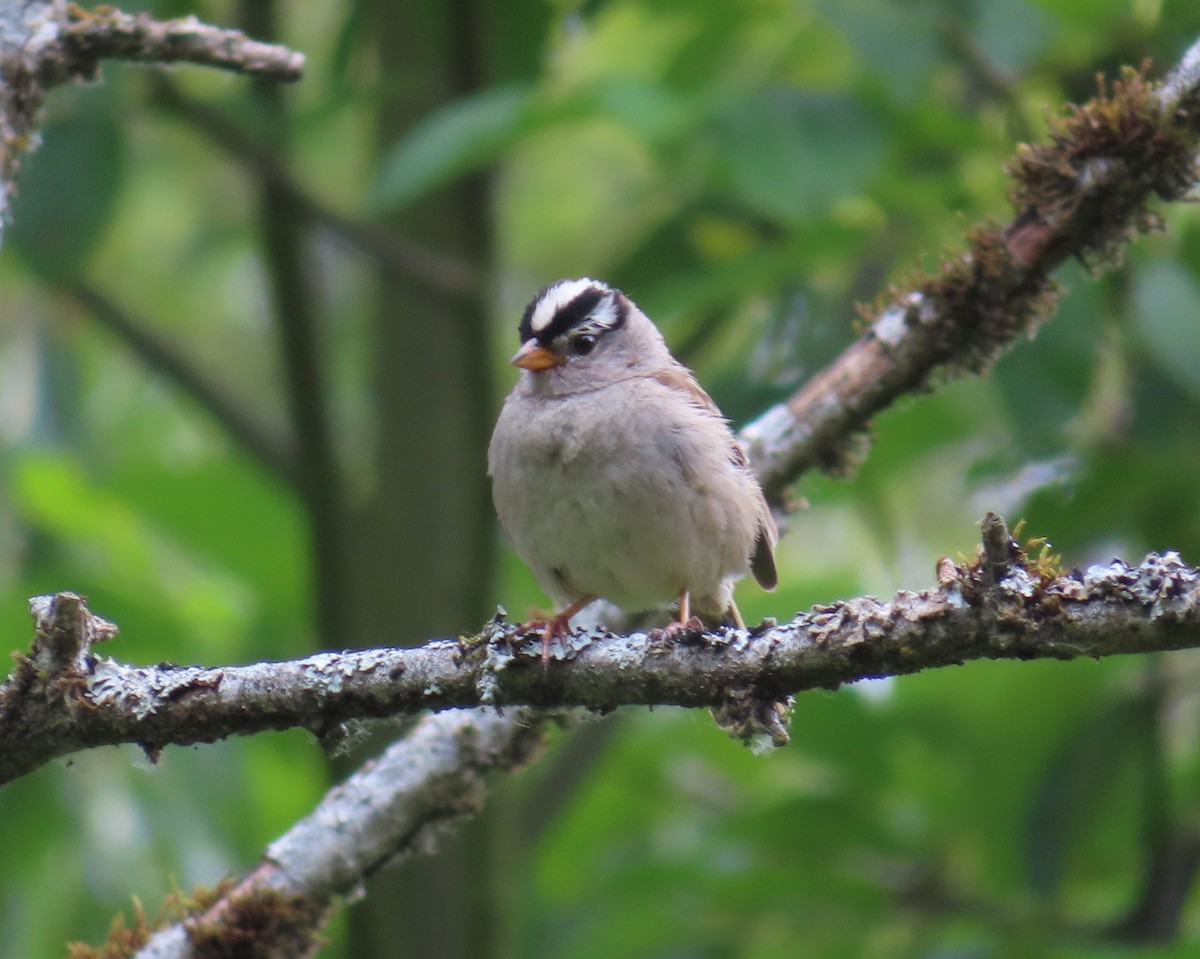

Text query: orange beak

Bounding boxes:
[510,339,565,371]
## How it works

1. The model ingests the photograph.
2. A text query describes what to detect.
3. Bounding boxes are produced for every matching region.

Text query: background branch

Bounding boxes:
[240,0,345,651]
[63,280,300,485]
[149,76,480,299]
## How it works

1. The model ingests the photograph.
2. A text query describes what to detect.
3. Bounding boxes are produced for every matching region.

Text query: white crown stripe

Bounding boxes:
[529,277,609,334]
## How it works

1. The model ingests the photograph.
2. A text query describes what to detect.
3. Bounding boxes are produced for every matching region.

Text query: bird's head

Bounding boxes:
[511,278,670,393]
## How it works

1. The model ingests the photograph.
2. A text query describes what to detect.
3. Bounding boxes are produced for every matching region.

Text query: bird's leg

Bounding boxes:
[677,589,704,632]
[726,599,746,629]
[650,589,704,642]
[517,595,596,667]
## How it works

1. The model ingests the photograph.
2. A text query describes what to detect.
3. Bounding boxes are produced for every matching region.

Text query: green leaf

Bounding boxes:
[1134,260,1200,401]
[1028,0,1129,28]
[709,89,884,223]
[993,264,1103,456]
[1025,689,1160,902]
[9,452,256,653]
[974,0,1055,73]
[590,79,697,143]
[8,87,125,280]
[820,0,940,102]
[370,84,533,212]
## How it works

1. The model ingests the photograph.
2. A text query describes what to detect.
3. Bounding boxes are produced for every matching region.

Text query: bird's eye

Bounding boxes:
[570,333,598,357]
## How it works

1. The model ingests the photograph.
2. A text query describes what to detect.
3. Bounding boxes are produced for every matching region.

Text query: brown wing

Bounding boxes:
[649,365,726,419]
[650,365,778,591]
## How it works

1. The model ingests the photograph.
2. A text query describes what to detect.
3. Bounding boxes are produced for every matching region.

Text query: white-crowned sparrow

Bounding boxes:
[488,278,777,663]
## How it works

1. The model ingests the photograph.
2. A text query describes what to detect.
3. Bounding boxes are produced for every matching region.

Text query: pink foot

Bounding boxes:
[514,617,569,668]
[514,596,597,668]
[648,616,704,643]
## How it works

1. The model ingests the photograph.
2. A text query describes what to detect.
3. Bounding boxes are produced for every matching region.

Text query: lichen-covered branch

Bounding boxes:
[742,36,1200,507]
[5,518,1199,786]
[56,7,304,82]
[0,1,303,235]
[127,708,551,959]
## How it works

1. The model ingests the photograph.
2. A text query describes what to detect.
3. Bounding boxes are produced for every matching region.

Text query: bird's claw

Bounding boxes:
[514,616,573,669]
[648,616,704,643]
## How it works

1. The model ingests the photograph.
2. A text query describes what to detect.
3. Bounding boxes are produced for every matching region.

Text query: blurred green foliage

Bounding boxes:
[3,0,1200,957]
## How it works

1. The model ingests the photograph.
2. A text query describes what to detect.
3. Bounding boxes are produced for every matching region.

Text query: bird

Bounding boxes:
[487,278,777,665]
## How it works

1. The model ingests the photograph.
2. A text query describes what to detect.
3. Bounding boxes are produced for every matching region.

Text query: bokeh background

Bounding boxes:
[4,1,1200,956]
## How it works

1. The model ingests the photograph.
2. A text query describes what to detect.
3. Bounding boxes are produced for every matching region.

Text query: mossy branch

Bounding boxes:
[742,38,1200,506]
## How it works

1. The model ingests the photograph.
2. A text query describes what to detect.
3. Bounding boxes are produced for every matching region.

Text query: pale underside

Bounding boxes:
[489,373,766,617]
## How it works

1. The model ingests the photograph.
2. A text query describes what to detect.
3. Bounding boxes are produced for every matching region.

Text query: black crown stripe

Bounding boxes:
[516,282,631,347]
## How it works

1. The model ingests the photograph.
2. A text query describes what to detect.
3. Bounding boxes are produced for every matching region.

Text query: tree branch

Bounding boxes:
[240,0,345,650]
[5,517,1199,786]
[131,708,552,959]
[149,76,480,300]
[64,280,301,487]
[54,6,303,81]
[742,35,1200,507]
[0,2,303,237]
